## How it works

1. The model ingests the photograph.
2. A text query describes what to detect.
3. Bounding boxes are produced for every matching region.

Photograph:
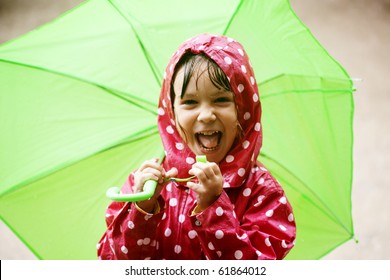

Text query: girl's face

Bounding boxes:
[173,61,238,163]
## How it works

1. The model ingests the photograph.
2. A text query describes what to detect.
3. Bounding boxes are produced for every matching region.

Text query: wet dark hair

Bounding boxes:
[170,52,231,107]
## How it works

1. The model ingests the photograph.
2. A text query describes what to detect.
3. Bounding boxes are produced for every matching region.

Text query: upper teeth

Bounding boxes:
[198,131,219,135]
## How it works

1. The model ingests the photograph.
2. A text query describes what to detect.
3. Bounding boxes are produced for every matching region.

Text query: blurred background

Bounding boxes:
[0,0,389,259]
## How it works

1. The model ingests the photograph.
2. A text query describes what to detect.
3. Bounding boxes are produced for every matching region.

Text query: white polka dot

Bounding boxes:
[164,228,172,237]
[223,182,231,188]
[238,168,245,177]
[241,65,247,73]
[175,142,184,150]
[255,122,261,131]
[186,157,195,164]
[96,243,101,250]
[257,195,265,202]
[179,214,185,223]
[224,56,232,64]
[208,242,215,250]
[279,196,287,204]
[288,213,294,222]
[253,93,259,102]
[127,221,135,229]
[237,84,244,93]
[174,245,182,254]
[227,37,234,42]
[166,184,172,192]
[162,212,167,220]
[250,76,255,85]
[256,250,262,257]
[137,239,144,246]
[243,188,251,197]
[158,107,165,115]
[265,237,271,247]
[215,230,224,239]
[260,167,268,172]
[237,48,244,56]
[244,112,251,120]
[121,245,128,254]
[188,230,197,239]
[169,198,178,207]
[169,64,174,73]
[162,99,167,107]
[144,214,152,221]
[216,207,224,216]
[258,178,265,185]
[144,257,151,260]
[234,250,243,259]
[237,233,248,240]
[265,209,274,217]
[143,238,151,245]
[151,240,157,247]
[281,240,288,248]
[279,224,287,231]
[226,155,234,163]
[242,140,250,149]
[217,251,222,257]
[166,125,174,134]
[163,71,167,80]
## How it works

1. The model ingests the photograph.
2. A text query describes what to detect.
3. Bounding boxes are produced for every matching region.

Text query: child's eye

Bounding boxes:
[182,99,197,105]
[215,97,231,103]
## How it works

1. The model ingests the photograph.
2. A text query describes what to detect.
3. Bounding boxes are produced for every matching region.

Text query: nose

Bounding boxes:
[197,105,216,123]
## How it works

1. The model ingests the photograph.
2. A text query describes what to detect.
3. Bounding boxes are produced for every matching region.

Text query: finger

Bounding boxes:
[138,159,163,172]
[209,162,222,177]
[134,172,160,190]
[188,166,208,182]
[142,167,163,178]
[186,181,202,194]
[164,167,178,178]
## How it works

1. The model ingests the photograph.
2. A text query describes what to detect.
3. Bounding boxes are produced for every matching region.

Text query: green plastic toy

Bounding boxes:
[106,155,207,202]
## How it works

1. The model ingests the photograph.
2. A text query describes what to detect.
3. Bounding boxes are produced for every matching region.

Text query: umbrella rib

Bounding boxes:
[0,58,157,115]
[259,74,354,99]
[0,126,160,198]
[222,0,244,35]
[260,152,353,235]
[107,0,162,87]
[260,88,353,99]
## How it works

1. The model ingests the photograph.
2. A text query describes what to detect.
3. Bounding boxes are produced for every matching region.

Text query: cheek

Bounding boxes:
[174,110,192,142]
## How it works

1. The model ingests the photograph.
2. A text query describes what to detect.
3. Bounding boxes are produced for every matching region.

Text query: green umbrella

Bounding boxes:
[0,0,354,260]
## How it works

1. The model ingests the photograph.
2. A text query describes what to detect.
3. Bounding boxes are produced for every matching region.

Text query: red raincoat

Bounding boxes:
[97,34,296,260]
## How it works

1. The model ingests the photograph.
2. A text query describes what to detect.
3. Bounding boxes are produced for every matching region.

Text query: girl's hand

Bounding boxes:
[133,159,177,213]
[187,161,223,211]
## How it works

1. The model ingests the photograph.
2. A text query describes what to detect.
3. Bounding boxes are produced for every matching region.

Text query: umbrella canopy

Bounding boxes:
[0,0,354,259]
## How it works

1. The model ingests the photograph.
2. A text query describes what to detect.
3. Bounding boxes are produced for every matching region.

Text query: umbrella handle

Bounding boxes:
[105,155,207,202]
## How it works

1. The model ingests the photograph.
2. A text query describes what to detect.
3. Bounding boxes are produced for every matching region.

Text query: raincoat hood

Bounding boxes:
[158,33,262,188]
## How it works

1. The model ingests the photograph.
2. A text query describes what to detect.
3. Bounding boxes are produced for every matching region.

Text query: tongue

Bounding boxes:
[198,134,219,148]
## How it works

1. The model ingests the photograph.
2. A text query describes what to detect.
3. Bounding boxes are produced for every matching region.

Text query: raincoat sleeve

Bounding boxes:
[189,171,296,260]
[97,173,165,260]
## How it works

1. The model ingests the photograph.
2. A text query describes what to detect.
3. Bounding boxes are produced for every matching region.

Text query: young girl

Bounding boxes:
[97,34,296,260]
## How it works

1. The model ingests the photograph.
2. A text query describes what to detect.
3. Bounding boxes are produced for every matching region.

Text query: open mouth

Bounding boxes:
[195,131,222,151]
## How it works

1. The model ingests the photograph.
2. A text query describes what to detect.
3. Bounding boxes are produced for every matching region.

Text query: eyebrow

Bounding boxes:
[182,90,233,98]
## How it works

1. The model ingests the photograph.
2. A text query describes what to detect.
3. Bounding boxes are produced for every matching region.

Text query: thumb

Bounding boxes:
[165,167,178,178]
